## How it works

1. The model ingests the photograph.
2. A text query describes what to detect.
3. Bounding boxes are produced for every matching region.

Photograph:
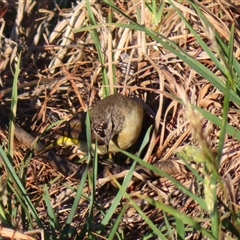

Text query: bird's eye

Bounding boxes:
[94,122,108,139]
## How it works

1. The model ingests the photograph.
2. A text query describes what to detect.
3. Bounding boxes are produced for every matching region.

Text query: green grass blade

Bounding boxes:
[141,195,216,239]
[0,146,43,228]
[61,166,89,238]
[8,54,21,158]
[119,148,207,210]
[43,185,60,238]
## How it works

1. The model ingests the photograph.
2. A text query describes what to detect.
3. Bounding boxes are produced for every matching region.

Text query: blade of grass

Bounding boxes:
[216,24,234,167]
[99,125,151,234]
[108,201,129,240]
[176,216,185,240]
[8,54,21,158]
[61,166,89,238]
[119,148,207,210]
[85,1,109,96]
[110,170,168,239]
[163,211,175,240]
[0,146,44,229]
[86,142,98,237]
[43,185,60,239]
[139,195,216,240]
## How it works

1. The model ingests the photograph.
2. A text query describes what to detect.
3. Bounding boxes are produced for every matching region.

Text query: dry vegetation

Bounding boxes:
[0,0,240,239]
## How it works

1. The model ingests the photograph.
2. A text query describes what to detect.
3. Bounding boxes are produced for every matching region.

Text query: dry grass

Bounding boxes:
[0,0,240,239]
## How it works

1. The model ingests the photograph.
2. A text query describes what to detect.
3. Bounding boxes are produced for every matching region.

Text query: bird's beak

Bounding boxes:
[104,135,111,152]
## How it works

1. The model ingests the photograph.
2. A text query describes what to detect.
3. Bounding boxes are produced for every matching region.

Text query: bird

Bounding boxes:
[56,93,144,154]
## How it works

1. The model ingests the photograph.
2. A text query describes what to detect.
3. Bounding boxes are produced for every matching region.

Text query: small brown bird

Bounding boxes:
[58,94,144,154]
